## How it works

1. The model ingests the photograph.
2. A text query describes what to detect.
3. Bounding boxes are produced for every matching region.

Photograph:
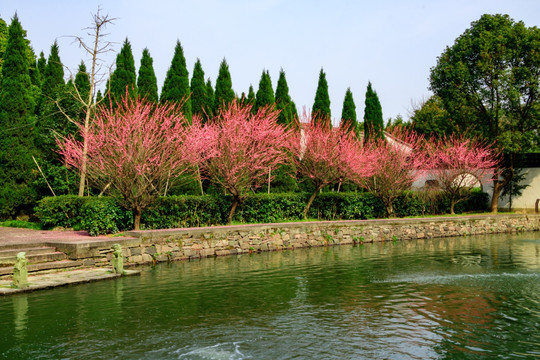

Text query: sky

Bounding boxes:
[2,0,540,125]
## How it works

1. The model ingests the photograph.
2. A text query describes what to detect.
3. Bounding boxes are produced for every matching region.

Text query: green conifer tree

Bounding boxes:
[190,58,207,119]
[312,68,331,126]
[205,78,214,121]
[213,58,234,113]
[36,41,66,158]
[0,14,37,217]
[35,51,46,86]
[137,48,158,102]
[275,69,296,126]
[109,38,137,104]
[96,89,103,104]
[0,16,7,76]
[160,40,191,120]
[255,70,274,111]
[74,62,90,121]
[247,84,255,105]
[363,81,384,142]
[340,88,358,135]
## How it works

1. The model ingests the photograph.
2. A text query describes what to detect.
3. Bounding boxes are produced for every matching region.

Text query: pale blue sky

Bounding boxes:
[2,0,540,125]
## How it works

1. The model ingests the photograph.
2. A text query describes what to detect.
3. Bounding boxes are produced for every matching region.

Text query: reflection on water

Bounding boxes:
[12,295,28,341]
[1,232,540,359]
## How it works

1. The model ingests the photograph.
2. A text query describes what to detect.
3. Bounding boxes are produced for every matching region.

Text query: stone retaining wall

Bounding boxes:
[107,214,540,266]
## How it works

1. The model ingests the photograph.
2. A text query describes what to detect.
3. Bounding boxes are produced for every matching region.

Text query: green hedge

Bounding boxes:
[35,190,490,235]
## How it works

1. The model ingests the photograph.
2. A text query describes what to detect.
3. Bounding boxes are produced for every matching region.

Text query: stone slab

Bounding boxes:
[0,268,140,296]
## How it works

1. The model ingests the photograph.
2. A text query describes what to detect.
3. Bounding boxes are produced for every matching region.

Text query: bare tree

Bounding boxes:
[58,8,116,196]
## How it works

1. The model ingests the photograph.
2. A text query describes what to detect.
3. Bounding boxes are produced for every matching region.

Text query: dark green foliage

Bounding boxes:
[137,48,158,102]
[247,85,255,105]
[430,14,540,153]
[74,62,90,105]
[190,58,207,120]
[213,58,235,113]
[0,14,37,218]
[410,96,453,137]
[205,79,214,120]
[312,68,331,126]
[36,41,65,158]
[35,195,132,235]
[363,81,384,142]
[275,69,295,126]
[141,195,230,229]
[109,38,137,104]
[160,40,191,120]
[36,51,46,84]
[340,88,358,135]
[96,89,103,104]
[35,191,490,232]
[255,70,274,111]
[0,16,7,76]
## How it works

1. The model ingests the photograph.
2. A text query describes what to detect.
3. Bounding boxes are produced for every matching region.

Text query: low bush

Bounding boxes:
[35,190,491,235]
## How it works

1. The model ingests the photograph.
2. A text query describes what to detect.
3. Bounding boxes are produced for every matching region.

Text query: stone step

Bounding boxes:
[0,246,57,258]
[0,251,67,266]
[0,260,84,276]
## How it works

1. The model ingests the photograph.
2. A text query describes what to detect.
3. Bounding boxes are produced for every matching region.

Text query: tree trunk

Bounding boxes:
[133,208,142,231]
[227,197,239,224]
[450,199,456,215]
[491,168,513,213]
[304,185,323,219]
[386,201,394,218]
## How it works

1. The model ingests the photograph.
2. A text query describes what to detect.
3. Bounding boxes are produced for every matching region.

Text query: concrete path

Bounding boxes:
[0,227,136,246]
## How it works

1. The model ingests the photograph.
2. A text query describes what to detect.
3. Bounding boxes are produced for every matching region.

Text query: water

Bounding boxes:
[1,233,540,359]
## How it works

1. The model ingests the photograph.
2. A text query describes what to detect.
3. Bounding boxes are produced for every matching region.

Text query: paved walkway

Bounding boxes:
[0,227,136,246]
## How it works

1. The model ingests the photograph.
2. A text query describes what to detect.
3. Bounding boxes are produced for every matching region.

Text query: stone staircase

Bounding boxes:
[0,243,83,277]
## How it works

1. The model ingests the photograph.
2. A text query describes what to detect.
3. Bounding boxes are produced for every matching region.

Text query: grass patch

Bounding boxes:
[0,220,43,230]
[230,218,321,226]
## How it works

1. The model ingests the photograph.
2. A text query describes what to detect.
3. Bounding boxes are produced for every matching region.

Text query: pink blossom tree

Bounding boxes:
[290,113,374,219]
[57,96,206,230]
[357,128,428,217]
[426,135,499,214]
[203,100,293,224]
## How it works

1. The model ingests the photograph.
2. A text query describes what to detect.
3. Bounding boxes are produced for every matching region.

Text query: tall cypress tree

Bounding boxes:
[312,68,331,126]
[73,61,90,122]
[137,48,158,102]
[340,88,358,135]
[161,40,191,120]
[36,41,65,158]
[190,58,207,119]
[255,70,274,112]
[0,14,37,217]
[35,51,46,86]
[363,81,384,142]
[213,58,234,113]
[247,85,255,105]
[275,69,296,126]
[38,41,64,112]
[0,16,7,76]
[109,38,137,104]
[205,78,214,121]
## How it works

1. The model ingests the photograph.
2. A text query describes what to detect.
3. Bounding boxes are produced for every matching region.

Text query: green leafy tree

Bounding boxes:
[190,58,207,119]
[213,58,235,113]
[160,40,191,120]
[0,14,37,217]
[363,81,384,142]
[255,70,274,112]
[137,48,158,102]
[312,68,331,126]
[410,96,453,137]
[275,69,296,126]
[429,14,540,212]
[109,38,137,104]
[340,87,358,135]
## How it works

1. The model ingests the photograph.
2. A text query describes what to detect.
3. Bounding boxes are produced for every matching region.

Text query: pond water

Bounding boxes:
[1,233,540,359]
